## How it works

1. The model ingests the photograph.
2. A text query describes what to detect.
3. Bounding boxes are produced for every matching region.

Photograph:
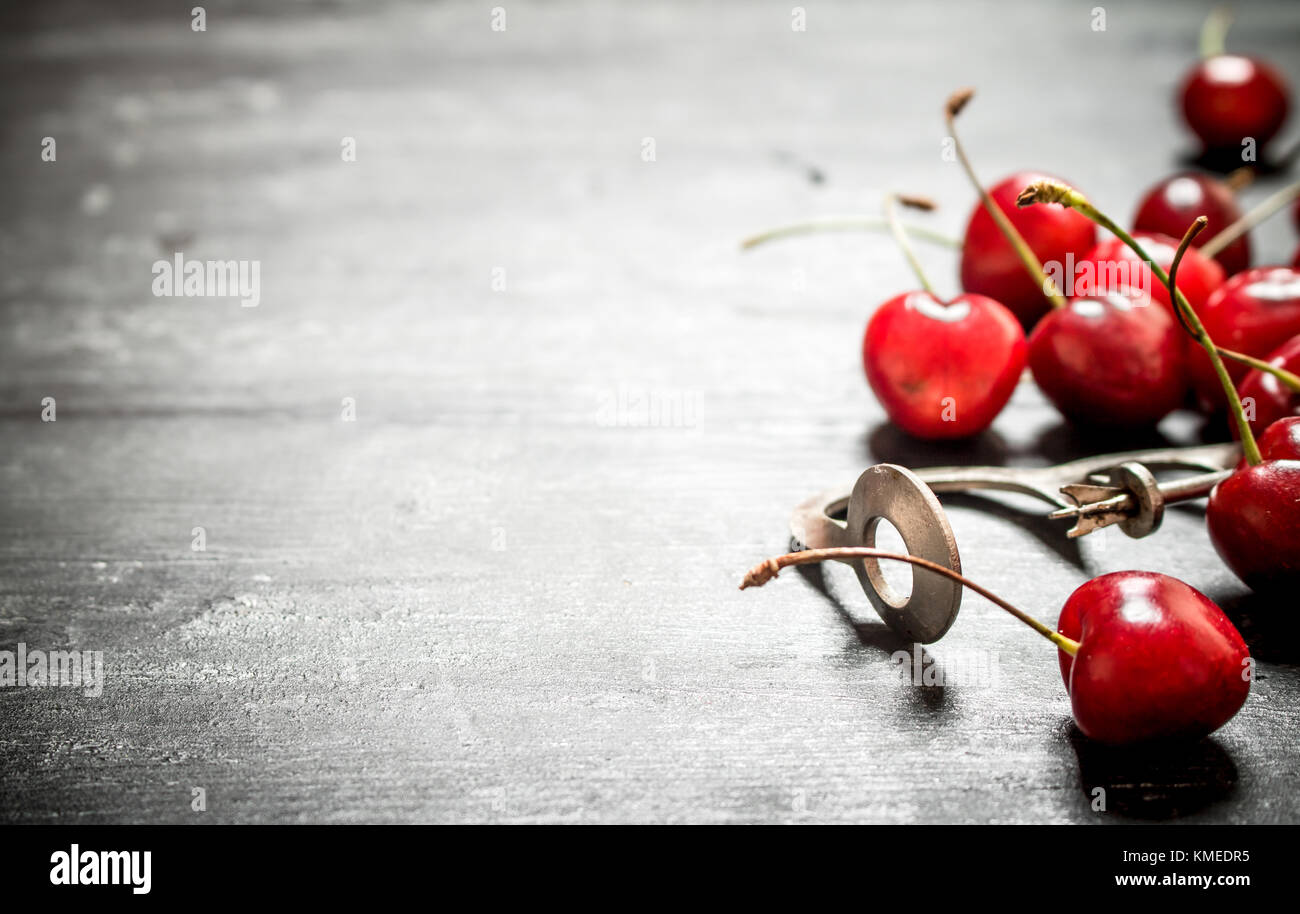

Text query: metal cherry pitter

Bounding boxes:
[788,442,1241,645]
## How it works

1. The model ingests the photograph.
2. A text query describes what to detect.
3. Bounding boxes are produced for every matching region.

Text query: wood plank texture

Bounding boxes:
[1,0,1298,823]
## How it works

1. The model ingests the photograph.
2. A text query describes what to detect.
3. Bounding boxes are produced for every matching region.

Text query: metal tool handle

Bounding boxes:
[914,465,1071,507]
[913,442,1241,510]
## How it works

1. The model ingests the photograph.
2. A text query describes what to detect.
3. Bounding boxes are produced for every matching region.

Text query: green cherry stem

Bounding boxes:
[885,193,939,296]
[1017,179,1262,464]
[945,88,1066,310]
[1215,351,1300,394]
[740,216,960,252]
[1198,4,1233,59]
[1168,218,1262,463]
[738,546,1081,656]
[1199,179,1300,259]
[1167,214,1299,399]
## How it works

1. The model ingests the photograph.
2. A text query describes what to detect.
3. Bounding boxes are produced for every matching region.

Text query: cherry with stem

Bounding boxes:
[1017,180,1300,433]
[1168,220,1300,592]
[1180,4,1292,160]
[860,194,1027,439]
[945,89,1066,311]
[1019,180,1300,591]
[1133,171,1253,275]
[952,156,1189,428]
[739,548,1252,744]
[1237,337,1300,437]
[1165,217,1261,458]
[1170,219,1300,398]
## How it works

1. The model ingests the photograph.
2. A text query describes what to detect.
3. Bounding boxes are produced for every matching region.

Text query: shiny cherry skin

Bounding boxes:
[1180,54,1290,152]
[862,291,1026,439]
[1255,416,1300,460]
[1133,172,1250,276]
[1081,232,1224,319]
[1027,289,1186,427]
[1057,572,1250,745]
[1207,417,1300,593]
[1190,267,1300,410]
[1236,334,1300,439]
[959,171,1097,328]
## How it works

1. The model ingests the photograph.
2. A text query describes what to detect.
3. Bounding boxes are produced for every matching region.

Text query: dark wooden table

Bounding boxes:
[2,0,1298,824]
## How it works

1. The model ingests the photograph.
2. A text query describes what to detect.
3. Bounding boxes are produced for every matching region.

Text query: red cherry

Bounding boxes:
[1231,418,1300,470]
[1081,232,1224,318]
[1056,572,1250,745]
[1190,267,1300,410]
[1256,416,1300,460]
[1133,172,1250,276]
[744,553,1248,747]
[1206,421,1300,593]
[1236,333,1300,438]
[862,291,1025,439]
[1180,54,1290,152]
[959,171,1097,328]
[1027,289,1186,427]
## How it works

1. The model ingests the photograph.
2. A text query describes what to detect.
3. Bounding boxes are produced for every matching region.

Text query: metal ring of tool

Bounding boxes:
[790,464,961,644]
[849,466,962,643]
[1115,462,1164,539]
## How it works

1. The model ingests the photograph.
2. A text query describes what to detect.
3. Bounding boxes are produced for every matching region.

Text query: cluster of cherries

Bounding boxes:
[861,84,1300,601]
[939,166,1300,434]
[742,26,1298,747]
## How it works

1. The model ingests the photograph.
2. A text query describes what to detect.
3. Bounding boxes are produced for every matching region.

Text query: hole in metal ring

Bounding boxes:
[861,515,912,609]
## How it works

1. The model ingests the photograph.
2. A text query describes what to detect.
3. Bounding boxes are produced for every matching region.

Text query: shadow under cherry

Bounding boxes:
[1067,724,1238,820]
